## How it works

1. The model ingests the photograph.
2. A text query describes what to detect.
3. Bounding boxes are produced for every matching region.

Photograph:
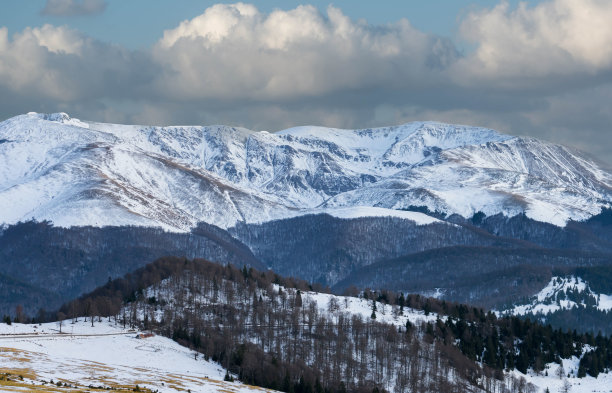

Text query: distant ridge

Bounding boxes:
[0,112,610,231]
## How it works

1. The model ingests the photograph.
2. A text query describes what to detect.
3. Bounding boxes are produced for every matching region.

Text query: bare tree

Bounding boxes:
[56,311,66,333]
[560,379,571,393]
[556,364,566,379]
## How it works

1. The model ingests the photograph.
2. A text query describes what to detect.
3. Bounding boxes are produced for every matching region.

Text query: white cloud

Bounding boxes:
[152,4,456,101]
[159,3,259,48]
[0,27,8,52]
[27,24,84,54]
[0,25,84,96]
[41,0,107,17]
[459,0,612,77]
[0,24,150,103]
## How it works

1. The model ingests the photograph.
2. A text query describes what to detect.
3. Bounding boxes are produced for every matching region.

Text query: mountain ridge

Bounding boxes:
[1,112,611,231]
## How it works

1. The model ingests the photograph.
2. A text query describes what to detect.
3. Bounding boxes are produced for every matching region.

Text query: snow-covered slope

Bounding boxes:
[1,112,611,231]
[0,319,277,393]
[502,276,612,317]
[511,356,612,393]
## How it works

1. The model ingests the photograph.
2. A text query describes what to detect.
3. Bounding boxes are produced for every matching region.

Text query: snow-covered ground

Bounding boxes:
[275,206,444,226]
[311,285,612,393]
[331,286,612,393]
[0,319,277,393]
[513,356,612,393]
[299,287,440,326]
[4,283,611,393]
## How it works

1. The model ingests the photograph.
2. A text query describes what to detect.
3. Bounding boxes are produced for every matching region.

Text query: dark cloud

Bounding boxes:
[1,1,612,166]
[41,0,107,17]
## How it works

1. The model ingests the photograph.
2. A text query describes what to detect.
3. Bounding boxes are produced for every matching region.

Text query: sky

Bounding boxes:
[1,0,611,166]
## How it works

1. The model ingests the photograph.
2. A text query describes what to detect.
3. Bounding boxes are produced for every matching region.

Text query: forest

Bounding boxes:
[24,256,612,393]
[3,206,612,328]
[0,219,261,315]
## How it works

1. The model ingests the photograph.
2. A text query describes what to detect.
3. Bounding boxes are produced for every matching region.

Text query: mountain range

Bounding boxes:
[2,112,612,328]
[1,112,610,230]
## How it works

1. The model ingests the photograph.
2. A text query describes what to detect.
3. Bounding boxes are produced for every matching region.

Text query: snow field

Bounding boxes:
[0,319,277,393]
[512,356,612,393]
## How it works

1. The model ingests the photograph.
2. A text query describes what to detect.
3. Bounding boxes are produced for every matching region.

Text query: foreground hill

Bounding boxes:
[28,257,611,393]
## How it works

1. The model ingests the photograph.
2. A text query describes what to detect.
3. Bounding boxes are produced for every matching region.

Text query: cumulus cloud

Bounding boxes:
[0,24,154,102]
[152,4,458,101]
[1,1,612,165]
[41,0,107,16]
[458,0,612,77]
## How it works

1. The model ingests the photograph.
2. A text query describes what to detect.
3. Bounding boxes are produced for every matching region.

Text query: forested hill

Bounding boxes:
[40,257,612,393]
[0,220,262,316]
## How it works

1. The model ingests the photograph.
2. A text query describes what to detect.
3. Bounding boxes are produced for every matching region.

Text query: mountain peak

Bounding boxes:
[23,111,90,129]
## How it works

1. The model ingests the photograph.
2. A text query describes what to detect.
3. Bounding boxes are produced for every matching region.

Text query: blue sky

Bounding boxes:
[1,0,611,166]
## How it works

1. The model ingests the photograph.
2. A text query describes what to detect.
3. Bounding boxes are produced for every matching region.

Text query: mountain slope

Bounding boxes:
[1,112,611,231]
[332,246,612,307]
[229,213,535,286]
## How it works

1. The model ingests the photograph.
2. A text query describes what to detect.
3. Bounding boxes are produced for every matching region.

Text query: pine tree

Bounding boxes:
[516,349,529,374]
[483,336,497,367]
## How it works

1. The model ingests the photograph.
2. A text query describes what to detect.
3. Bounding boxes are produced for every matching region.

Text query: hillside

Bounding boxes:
[499,273,612,335]
[4,209,612,321]
[0,220,262,316]
[39,257,612,393]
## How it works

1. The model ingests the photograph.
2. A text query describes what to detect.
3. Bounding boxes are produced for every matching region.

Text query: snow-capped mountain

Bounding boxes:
[1,112,610,231]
